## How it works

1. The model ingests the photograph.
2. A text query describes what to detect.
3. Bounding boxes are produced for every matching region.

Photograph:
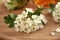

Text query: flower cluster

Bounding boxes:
[52,2,60,22]
[14,8,47,33]
[3,0,29,10]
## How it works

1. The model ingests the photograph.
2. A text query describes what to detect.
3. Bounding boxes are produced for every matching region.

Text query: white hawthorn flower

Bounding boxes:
[55,2,60,8]
[14,8,47,33]
[24,28,31,33]
[51,32,55,36]
[52,2,60,22]
[21,11,28,18]
[56,28,60,32]
[26,8,34,13]
[32,15,38,19]
[39,24,44,29]
[14,24,20,32]
[14,15,22,23]
[34,26,40,31]
[20,23,25,32]
[32,15,42,24]
[26,18,33,26]
[40,14,47,24]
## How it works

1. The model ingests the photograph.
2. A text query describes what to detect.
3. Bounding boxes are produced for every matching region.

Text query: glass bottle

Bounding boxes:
[33,0,59,8]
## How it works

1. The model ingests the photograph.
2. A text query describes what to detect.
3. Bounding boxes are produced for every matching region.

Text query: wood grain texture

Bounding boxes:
[0,0,60,40]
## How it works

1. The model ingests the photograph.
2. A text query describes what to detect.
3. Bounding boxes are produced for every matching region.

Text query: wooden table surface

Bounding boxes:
[0,0,60,40]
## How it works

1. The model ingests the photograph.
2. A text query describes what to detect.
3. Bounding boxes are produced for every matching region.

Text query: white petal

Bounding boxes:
[40,14,47,24]
[32,15,38,19]
[39,24,44,29]
[26,8,34,13]
[56,28,60,32]
[24,29,31,33]
[14,24,20,32]
[51,32,55,36]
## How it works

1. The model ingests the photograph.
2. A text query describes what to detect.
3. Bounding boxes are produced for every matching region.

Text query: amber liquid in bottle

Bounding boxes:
[55,0,60,2]
[33,0,59,8]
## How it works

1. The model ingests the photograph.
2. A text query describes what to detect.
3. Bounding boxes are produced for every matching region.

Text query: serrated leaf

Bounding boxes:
[8,3,16,10]
[49,4,55,12]
[50,4,55,9]
[9,23,14,28]
[4,16,10,24]
[34,7,44,15]
[8,13,17,19]
[4,13,17,28]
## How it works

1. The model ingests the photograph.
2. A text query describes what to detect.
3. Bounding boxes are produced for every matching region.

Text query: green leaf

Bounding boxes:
[28,12,33,17]
[11,0,17,4]
[16,5,23,9]
[4,16,10,24]
[7,0,30,10]
[50,4,55,9]
[9,23,14,28]
[27,7,44,17]
[8,13,17,19]
[4,13,17,28]
[16,0,24,4]
[8,3,16,10]
[34,7,44,15]
[49,4,55,12]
